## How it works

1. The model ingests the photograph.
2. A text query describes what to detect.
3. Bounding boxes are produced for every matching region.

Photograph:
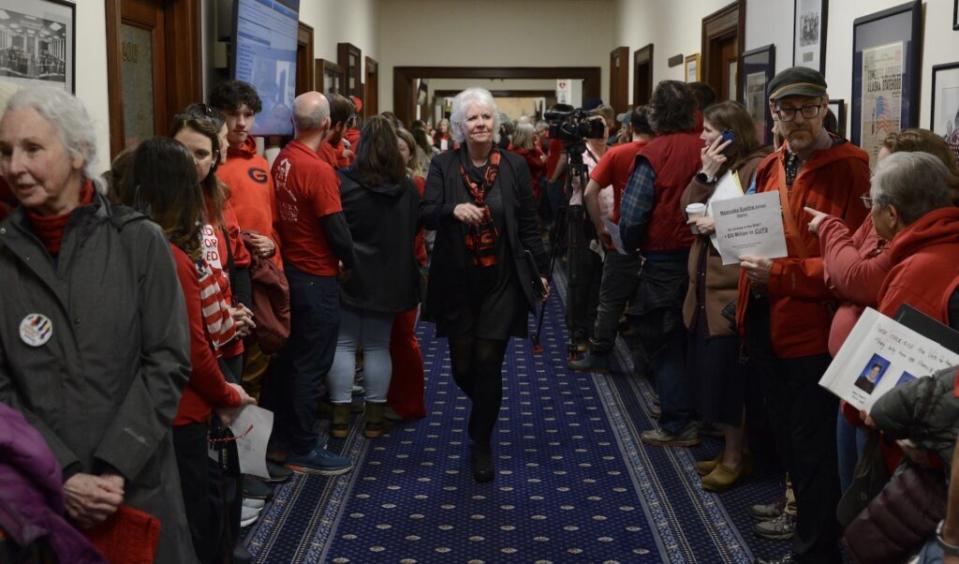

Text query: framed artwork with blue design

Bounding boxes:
[851,0,922,168]
[741,44,775,146]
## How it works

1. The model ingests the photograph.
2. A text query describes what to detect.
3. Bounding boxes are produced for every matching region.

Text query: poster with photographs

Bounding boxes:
[860,42,904,167]
[0,0,74,92]
[851,1,921,169]
[794,0,827,72]
[931,63,959,164]
[741,44,775,145]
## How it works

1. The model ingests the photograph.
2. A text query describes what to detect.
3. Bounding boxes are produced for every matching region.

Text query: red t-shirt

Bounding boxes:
[590,139,648,223]
[317,141,339,169]
[545,138,565,179]
[170,245,242,426]
[273,140,342,276]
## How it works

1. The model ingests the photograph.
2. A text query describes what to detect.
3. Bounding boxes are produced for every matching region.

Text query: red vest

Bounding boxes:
[635,131,702,252]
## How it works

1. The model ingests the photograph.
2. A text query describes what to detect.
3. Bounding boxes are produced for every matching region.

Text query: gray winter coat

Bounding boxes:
[0,193,197,563]
[871,365,959,473]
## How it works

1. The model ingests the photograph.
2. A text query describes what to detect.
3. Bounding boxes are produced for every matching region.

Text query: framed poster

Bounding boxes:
[794,0,828,72]
[685,53,701,82]
[851,1,922,168]
[315,58,344,95]
[741,44,776,146]
[827,99,847,138]
[931,63,959,162]
[0,0,75,92]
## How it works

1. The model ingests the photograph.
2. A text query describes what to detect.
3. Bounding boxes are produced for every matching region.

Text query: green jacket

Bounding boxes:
[0,192,197,563]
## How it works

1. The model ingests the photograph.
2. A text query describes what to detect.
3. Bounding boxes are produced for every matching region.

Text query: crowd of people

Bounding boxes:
[0,62,958,564]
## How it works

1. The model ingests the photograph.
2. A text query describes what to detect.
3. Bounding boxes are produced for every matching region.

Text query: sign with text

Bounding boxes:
[819,308,959,412]
[556,79,571,104]
[711,191,788,265]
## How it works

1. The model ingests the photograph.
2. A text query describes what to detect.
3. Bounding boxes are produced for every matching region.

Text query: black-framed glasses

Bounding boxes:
[774,103,824,122]
[860,194,873,209]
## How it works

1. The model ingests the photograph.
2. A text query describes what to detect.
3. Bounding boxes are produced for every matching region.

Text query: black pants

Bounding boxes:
[448,336,508,451]
[173,423,221,564]
[565,205,602,344]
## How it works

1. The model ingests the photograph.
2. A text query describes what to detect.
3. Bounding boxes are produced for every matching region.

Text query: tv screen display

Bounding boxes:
[233,0,300,136]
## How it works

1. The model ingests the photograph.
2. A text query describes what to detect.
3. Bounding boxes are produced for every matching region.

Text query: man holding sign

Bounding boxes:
[738,67,871,564]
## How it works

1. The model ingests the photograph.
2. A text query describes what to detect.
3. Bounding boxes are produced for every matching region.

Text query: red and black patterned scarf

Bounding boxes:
[459,150,501,267]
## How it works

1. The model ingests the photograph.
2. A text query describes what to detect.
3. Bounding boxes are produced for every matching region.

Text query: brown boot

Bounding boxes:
[364,402,388,438]
[331,403,350,439]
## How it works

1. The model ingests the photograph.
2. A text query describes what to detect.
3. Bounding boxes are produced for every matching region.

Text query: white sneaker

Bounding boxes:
[242,497,265,510]
[241,504,261,528]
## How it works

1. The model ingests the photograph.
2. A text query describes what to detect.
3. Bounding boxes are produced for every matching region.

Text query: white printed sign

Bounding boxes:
[712,191,788,265]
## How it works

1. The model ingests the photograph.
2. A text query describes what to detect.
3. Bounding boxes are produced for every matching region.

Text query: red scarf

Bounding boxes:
[195,257,237,352]
[26,181,95,256]
[458,150,501,267]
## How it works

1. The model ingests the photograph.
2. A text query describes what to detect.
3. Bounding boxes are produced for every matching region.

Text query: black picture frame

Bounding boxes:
[827,99,846,138]
[0,0,75,92]
[954,0,958,31]
[741,44,776,146]
[793,0,828,72]
[851,1,922,166]
[930,62,959,153]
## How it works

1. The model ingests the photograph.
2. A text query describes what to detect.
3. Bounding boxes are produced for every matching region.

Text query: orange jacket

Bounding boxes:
[737,141,870,358]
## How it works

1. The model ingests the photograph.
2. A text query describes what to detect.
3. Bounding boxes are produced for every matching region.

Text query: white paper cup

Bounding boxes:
[685,203,707,234]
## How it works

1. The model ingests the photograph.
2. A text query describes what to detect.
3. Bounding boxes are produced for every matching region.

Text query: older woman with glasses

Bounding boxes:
[421,87,548,483]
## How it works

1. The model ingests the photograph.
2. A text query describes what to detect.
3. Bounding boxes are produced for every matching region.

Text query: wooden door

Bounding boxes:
[296,22,314,94]
[106,0,200,157]
[702,1,744,102]
[609,46,629,113]
[364,56,378,117]
[633,44,654,107]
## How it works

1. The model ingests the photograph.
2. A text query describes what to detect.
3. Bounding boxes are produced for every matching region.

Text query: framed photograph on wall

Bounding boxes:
[685,53,701,83]
[851,0,922,168]
[827,99,846,138]
[954,0,958,30]
[741,44,776,145]
[931,63,959,162]
[794,0,828,72]
[0,0,75,92]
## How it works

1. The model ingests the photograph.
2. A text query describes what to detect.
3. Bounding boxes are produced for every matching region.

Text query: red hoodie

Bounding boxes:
[878,206,959,322]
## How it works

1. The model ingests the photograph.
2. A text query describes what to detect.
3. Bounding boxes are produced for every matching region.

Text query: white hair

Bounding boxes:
[449,87,501,145]
[4,86,103,194]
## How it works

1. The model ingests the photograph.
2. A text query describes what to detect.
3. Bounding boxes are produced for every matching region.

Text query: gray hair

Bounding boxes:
[4,86,103,194]
[292,92,330,132]
[449,87,501,145]
[870,151,956,224]
[511,122,536,150]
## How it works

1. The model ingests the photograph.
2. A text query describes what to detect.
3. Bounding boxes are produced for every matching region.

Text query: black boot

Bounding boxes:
[470,446,494,483]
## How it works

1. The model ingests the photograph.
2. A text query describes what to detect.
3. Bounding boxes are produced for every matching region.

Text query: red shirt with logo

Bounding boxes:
[590,139,648,223]
[272,140,342,276]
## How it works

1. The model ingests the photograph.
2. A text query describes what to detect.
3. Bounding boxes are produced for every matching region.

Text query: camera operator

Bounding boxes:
[568,106,655,373]
[564,109,612,353]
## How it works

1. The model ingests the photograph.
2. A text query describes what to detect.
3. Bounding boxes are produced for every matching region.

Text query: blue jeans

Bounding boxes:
[837,407,868,493]
[328,307,395,403]
[282,267,340,454]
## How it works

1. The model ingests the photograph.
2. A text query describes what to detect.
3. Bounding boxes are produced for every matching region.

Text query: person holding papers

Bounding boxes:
[737,67,871,564]
[679,101,768,492]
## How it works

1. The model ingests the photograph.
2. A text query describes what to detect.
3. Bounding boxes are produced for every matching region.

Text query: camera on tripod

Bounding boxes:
[544,104,606,144]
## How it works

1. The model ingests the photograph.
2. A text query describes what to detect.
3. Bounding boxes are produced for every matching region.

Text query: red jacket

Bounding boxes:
[635,131,702,252]
[170,245,242,426]
[878,207,959,322]
[509,147,546,199]
[737,141,871,358]
[819,215,892,356]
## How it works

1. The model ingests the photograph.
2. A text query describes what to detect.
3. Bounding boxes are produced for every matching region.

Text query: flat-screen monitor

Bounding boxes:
[232,0,300,136]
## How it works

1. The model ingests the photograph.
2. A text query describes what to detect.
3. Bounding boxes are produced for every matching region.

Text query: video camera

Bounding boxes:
[544,104,606,144]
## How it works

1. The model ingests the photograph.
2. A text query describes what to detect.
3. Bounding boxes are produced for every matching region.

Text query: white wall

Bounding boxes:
[745,0,959,139]
[613,0,732,100]
[73,0,111,175]
[376,0,615,113]
[299,0,377,74]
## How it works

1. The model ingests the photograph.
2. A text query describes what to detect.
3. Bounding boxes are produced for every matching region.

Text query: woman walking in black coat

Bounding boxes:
[421,87,549,483]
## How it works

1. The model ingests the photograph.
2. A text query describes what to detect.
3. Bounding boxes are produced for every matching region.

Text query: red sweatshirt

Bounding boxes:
[171,245,242,426]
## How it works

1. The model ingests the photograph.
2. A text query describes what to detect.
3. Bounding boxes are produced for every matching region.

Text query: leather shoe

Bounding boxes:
[701,463,746,492]
[470,448,494,483]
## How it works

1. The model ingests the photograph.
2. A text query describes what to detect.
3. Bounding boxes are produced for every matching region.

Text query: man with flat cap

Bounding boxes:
[736,67,870,564]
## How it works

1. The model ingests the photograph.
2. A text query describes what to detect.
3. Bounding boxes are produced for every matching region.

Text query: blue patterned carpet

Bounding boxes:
[244,272,791,563]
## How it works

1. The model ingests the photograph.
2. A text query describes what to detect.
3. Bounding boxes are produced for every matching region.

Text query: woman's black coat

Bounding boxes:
[420,148,548,321]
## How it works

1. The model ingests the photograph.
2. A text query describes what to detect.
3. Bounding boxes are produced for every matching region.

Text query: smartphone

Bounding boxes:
[720,129,736,144]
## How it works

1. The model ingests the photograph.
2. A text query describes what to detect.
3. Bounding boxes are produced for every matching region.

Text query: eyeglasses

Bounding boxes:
[774,103,824,122]
[860,194,873,209]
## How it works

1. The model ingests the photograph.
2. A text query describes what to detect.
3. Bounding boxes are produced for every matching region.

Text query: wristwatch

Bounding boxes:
[937,520,959,556]
[695,171,717,185]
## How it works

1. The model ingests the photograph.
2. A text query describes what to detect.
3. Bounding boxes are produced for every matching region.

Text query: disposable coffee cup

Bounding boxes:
[685,203,707,234]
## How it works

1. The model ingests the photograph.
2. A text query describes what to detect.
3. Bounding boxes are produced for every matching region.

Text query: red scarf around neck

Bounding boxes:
[26,181,95,256]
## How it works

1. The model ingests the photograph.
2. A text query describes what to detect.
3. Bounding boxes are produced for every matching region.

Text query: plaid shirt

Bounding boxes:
[618,158,657,252]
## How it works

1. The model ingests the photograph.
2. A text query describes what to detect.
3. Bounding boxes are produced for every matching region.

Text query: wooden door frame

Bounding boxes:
[393,66,601,127]
[364,56,378,117]
[609,46,629,114]
[296,22,314,94]
[105,0,201,158]
[701,0,746,101]
[632,44,654,107]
